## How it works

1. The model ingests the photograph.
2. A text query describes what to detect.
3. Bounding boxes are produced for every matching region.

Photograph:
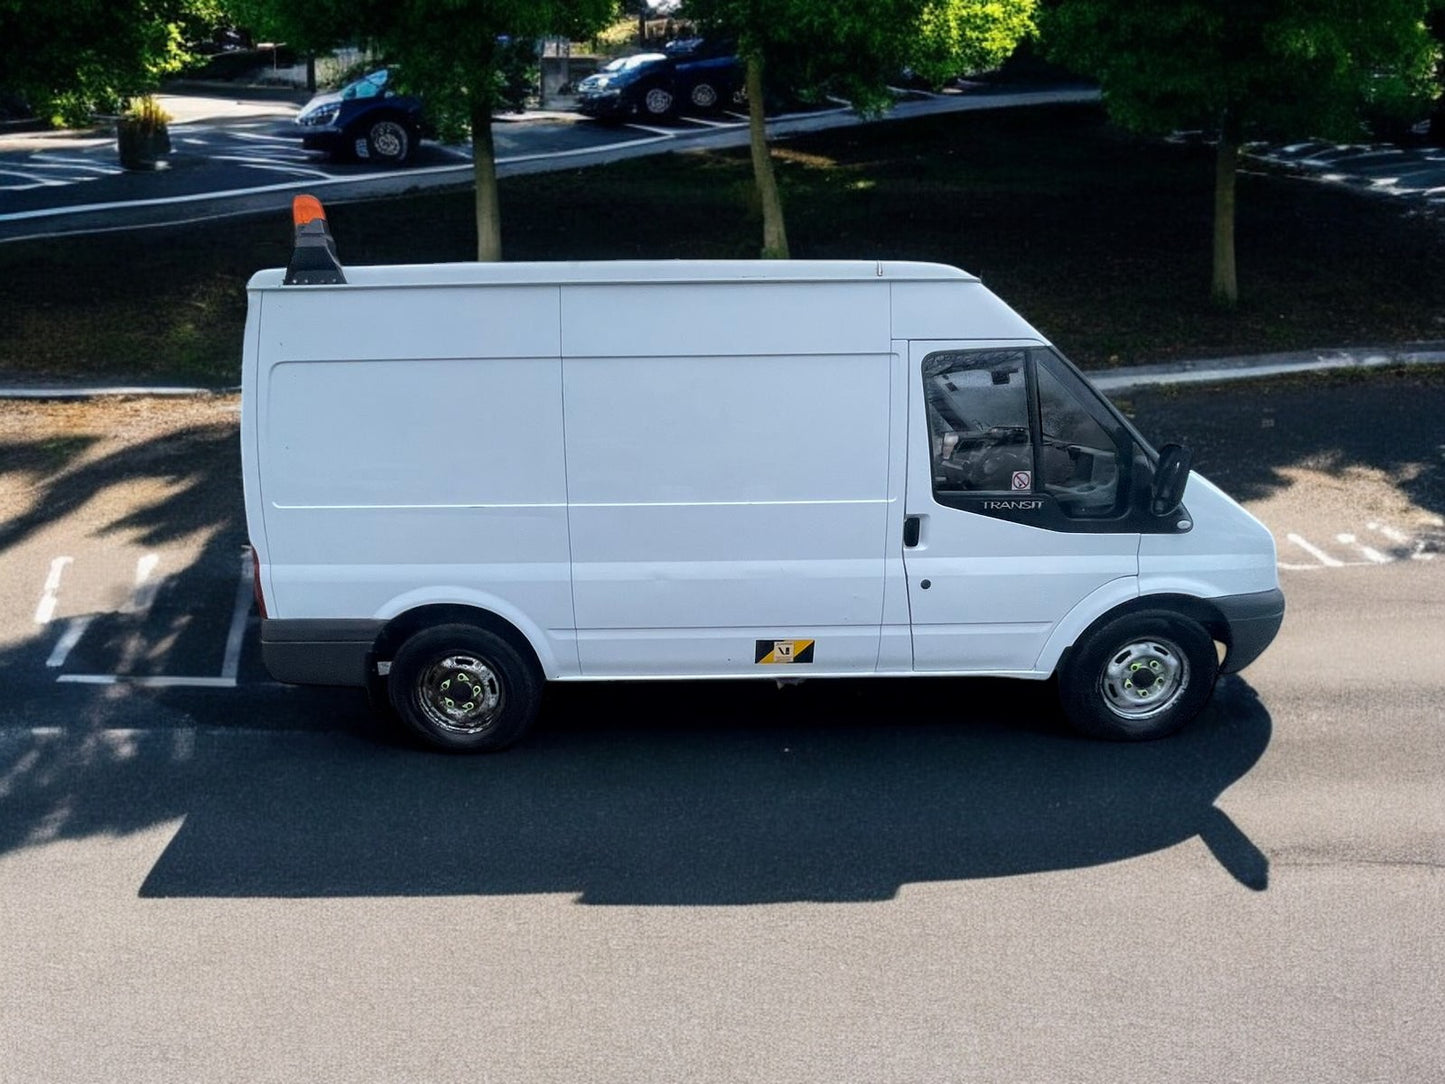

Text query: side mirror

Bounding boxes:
[1149,443,1192,517]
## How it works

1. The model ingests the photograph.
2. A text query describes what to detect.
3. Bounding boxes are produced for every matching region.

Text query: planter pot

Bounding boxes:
[117,120,171,170]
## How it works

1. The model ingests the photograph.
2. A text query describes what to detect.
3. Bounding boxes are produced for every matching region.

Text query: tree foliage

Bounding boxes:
[0,0,224,124]
[1045,0,1439,136]
[1042,0,1440,304]
[910,0,1037,89]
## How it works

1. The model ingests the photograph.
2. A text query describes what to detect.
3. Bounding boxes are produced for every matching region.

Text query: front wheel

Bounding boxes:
[388,624,540,752]
[1057,611,1218,741]
[364,118,413,165]
[643,86,675,116]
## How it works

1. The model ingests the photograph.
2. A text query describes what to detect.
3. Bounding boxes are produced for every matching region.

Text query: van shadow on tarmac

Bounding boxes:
[126,675,1272,903]
[0,400,1274,904]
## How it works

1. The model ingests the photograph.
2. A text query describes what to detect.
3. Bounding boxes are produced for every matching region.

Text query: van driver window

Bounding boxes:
[1034,359,1122,515]
[923,350,1032,495]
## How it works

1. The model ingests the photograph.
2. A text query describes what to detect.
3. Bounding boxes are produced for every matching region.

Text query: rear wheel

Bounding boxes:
[388,624,540,752]
[1058,611,1218,740]
[689,81,720,111]
[643,86,675,116]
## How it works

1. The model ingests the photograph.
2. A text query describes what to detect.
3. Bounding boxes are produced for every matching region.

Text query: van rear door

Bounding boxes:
[901,341,1140,673]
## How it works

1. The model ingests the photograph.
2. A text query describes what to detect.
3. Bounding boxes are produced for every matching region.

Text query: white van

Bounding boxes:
[241,197,1283,752]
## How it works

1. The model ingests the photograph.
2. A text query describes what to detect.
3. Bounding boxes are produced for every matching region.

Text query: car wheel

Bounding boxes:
[365,118,412,165]
[1057,610,1218,741]
[388,623,541,752]
[689,81,720,111]
[643,86,674,116]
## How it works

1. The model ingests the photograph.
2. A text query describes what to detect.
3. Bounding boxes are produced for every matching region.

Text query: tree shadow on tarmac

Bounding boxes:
[0,672,1272,904]
[1119,369,1445,522]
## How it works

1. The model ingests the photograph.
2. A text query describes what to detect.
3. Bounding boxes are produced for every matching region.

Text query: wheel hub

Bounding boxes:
[372,122,405,159]
[418,654,503,734]
[1100,638,1189,719]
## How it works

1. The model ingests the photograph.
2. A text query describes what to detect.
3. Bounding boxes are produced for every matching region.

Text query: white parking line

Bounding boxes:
[33,556,72,624]
[1336,532,1391,564]
[1367,521,1410,544]
[28,155,124,175]
[120,553,161,614]
[45,616,91,668]
[55,674,237,688]
[1285,533,1344,567]
[221,550,254,681]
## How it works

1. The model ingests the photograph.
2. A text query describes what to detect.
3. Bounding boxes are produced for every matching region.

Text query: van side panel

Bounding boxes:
[253,286,577,674]
[560,282,891,676]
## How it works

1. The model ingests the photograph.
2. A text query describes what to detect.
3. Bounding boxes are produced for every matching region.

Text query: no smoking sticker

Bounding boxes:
[1011,470,1032,491]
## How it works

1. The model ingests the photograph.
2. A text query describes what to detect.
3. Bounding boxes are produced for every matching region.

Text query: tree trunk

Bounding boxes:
[472,92,502,262]
[746,53,788,260]
[1211,114,1240,307]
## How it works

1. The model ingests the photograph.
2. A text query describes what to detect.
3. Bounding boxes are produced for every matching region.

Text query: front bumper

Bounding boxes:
[1215,588,1286,673]
[293,122,345,153]
[261,618,384,687]
[577,93,632,119]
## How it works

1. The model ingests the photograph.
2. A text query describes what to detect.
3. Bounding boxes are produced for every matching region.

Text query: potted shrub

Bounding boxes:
[116,96,172,170]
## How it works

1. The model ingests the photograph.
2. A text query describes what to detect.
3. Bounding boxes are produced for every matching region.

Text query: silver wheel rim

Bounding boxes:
[1099,637,1189,720]
[370,121,408,160]
[645,88,672,114]
[416,654,503,735]
[691,83,718,108]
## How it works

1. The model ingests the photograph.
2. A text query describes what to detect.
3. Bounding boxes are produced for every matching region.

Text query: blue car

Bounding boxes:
[294,69,427,165]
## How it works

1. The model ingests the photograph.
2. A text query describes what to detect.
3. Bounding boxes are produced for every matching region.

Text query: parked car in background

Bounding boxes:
[294,69,427,165]
[576,53,674,120]
[577,39,741,121]
[663,37,742,114]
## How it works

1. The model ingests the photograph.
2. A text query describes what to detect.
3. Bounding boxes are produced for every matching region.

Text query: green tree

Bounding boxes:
[1042,0,1440,306]
[230,0,615,260]
[0,0,223,124]
[685,0,1034,258]
[910,0,1038,90]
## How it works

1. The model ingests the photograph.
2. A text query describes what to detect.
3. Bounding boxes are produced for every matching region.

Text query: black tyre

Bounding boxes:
[642,86,675,117]
[1057,610,1218,741]
[388,623,541,752]
[365,117,413,165]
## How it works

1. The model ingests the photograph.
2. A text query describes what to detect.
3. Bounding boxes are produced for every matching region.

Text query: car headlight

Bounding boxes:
[298,103,340,127]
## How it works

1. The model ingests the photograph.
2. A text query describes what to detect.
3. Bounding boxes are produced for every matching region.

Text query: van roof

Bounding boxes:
[249,259,980,291]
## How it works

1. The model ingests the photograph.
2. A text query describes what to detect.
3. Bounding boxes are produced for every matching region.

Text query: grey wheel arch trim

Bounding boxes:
[1211,588,1285,673]
[1055,588,1284,677]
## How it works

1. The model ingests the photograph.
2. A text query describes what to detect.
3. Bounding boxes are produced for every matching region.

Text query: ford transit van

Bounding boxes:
[242,197,1283,751]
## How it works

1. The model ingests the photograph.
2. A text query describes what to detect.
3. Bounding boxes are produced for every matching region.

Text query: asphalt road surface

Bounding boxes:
[0,373,1440,1082]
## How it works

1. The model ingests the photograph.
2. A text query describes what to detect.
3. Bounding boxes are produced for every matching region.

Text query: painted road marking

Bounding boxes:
[56,674,236,688]
[33,556,72,624]
[1285,533,1344,567]
[1277,522,1442,571]
[120,553,161,614]
[45,616,92,668]
[1371,520,1442,561]
[45,550,253,688]
[1368,521,1410,545]
[1335,533,1391,564]
[221,550,254,681]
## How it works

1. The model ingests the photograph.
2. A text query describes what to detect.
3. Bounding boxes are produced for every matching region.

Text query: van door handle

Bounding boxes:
[903,516,921,547]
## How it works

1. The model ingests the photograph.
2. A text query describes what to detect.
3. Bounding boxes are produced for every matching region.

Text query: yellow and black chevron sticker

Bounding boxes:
[755,639,815,665]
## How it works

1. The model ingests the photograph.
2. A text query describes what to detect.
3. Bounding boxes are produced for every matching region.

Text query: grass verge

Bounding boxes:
[2,103,1443,386]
